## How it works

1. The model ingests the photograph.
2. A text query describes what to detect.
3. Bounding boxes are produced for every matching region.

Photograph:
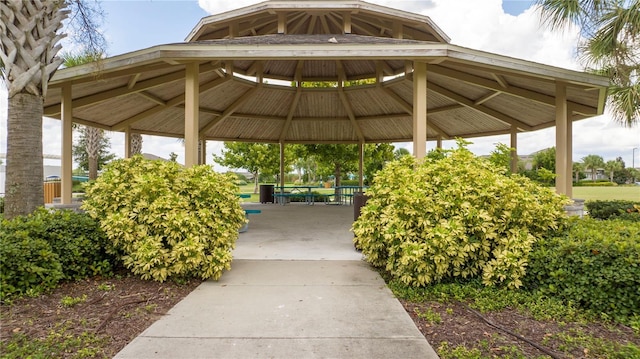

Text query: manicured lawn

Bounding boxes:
[572,185,640,201]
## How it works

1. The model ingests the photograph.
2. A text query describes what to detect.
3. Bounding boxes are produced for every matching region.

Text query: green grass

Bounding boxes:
[572,186,640,201]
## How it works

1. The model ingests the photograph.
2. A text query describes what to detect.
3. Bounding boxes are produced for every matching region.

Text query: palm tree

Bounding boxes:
[582,154,605,181]
[604,159,623,182]
[0,1,104,219]
[537,0,640,127]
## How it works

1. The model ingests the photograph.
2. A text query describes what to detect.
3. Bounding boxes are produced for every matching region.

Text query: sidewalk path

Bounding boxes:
[114,204,439,358]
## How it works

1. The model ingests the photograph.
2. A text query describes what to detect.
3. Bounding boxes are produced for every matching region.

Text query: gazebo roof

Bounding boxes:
[43,0,608,144]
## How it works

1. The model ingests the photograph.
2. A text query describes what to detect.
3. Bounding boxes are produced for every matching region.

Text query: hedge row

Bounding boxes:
[586,200,640,221]
[526,218,640,321]
[0,209,114,301]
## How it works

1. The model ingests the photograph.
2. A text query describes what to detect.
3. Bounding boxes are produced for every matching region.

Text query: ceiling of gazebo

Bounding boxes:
[42,0,608,145]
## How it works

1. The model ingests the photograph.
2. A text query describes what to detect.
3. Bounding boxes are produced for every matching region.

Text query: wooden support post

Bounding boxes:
[185,63,199,168]
[436,136,442,149]
[124,126,131,159]
[555,82,568,195]
[358,142,364,187]
[413,62,428,159]
[200,138,207,165]
[61,84,73,205]
[279,142,285,189]
[566,111,573,198]
[510,126,518,174]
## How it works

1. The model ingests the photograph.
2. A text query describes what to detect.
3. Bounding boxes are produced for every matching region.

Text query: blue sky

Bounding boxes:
[1,0,638,172]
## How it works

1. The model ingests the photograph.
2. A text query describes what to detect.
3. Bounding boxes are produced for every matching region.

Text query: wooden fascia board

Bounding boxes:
[427,81,533,131]
[442,45,609,87]
[429,64,598,115]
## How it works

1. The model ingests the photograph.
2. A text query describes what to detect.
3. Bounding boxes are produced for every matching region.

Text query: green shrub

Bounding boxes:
[0,229,63,301]
[525,218,640,322]
[0,196,4,214]
[2,209,114,281]
[353,144,568,289]
[82,156,246,282]
[340,180,360,186]
[585,200,640,221]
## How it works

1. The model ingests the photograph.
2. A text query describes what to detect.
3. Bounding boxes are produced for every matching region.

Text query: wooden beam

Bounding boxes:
[413,61,428,159]
[510,126,518,173]
[277,12,287,34]
[380,85,413,114]
[200,85,261,134]
[474,91,501,105]
[112,74,230,131]
[279,86,302,142]
[184,63,199,168]
[44,70,186,115]
[61,84,73,205]
[426,120,451,140]
[430,65,597,115]
[343,12,352,34]
[127,73,141,89]
[338,85,365,142]
[427,81,533,131]
[137,91,167,106]
[320,14,330,33]
[555,82,569,195]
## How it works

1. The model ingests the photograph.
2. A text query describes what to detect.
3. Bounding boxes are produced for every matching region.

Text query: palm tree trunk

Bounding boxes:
[4,93,44,219]
[85,126,102,180]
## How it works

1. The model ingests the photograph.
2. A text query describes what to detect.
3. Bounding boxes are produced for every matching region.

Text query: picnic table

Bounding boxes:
[334,186,368,205]
[273,185,332,205]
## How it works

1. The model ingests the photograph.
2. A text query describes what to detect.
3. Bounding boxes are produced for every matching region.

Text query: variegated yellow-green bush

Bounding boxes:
[353,144,569,289]
[82,156,245,282]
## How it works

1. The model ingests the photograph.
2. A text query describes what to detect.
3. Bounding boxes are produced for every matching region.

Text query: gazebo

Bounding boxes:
[43,0,608,204]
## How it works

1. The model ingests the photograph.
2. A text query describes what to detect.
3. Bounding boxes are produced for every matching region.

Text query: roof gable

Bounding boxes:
[186,0,450,43]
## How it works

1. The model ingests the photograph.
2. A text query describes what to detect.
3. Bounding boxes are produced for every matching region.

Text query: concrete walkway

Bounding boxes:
[114,204,439,359]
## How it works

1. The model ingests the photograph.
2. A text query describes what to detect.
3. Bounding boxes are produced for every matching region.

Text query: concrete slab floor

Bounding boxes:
[114,204,439,359]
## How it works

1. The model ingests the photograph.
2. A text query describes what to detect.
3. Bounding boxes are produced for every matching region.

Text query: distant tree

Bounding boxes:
[169,152,178,162]
[582,154,605,181]
[213,142,285,193]
[364,143,395,184]
[305,144,358,189]
[394,147,411,159]
[532,147,556,172]
[72,126,116,177]
[488,143,515,174]
[604,159,624,182]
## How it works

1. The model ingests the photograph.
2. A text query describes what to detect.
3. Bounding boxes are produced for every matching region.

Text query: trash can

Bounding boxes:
[259,184,274,204]
[353,191,369,221]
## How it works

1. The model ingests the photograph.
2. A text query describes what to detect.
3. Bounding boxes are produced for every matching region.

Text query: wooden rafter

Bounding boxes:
[338,85,365,142]
[427,81,533,131]
[430,65,597,114]
[279,86,302,141]
[112,75,231,131]
[200,84,262,133]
